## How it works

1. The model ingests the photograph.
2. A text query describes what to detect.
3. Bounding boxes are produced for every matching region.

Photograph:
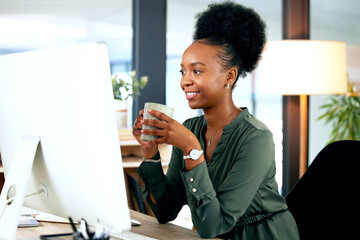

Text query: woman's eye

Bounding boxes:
[179,70,184,75]
[193,70,200,74]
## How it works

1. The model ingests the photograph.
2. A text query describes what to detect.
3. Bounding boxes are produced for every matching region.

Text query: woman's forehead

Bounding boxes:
[181,42,220,65]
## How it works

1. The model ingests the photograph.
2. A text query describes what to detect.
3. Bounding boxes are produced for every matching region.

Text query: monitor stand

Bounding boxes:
[0,135,40,240]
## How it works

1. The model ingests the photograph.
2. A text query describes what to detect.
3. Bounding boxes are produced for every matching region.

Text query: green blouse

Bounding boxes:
[137,108,299,239]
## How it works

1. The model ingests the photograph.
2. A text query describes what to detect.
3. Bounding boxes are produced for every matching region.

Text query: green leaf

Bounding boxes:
[318,94,360,143]
[111,71,149,100]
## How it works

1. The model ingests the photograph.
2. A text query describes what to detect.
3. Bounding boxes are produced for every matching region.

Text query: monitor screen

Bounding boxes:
[0,42,131,238]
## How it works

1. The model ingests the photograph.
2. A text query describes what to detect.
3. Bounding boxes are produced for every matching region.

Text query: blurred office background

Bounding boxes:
[1,0,360,194]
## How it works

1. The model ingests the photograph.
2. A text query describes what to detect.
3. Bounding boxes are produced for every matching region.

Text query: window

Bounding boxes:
[0,1,133,72]
[309,0,360,162]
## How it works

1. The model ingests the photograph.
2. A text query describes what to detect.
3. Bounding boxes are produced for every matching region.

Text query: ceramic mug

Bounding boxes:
[141,102,174,141]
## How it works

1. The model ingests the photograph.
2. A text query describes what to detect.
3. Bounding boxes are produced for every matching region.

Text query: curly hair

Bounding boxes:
[193,1,266,82]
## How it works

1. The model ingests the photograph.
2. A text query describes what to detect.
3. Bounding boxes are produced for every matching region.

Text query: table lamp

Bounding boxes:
[255,40,347,178]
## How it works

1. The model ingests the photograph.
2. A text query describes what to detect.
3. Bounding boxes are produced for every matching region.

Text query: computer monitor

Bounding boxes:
[0,42,131,239]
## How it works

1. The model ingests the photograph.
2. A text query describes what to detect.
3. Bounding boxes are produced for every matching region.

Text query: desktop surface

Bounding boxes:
[16,210,220,240]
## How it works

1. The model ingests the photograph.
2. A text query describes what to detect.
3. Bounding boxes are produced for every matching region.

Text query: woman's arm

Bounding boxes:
[181,130,275,238]
[137,147,187,222]
[134,109,201,222]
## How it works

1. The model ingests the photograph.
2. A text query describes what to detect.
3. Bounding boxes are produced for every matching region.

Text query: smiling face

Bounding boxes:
[180,41,230,110]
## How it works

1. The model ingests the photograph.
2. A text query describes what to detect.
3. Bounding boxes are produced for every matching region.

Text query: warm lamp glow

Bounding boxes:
[256,40,348,95]
[255,40,348,178]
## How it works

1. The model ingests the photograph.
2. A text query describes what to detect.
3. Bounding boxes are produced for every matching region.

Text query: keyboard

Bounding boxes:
[116,231,158,240]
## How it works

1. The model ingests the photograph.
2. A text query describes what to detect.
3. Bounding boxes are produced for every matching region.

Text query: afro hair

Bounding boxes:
[193,1,266,78]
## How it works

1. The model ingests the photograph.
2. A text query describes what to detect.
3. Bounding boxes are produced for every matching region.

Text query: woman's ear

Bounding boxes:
[226,67,238,87]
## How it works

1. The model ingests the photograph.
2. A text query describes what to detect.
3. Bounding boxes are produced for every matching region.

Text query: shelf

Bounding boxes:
[122,156,169,168]
[120,139,140,146]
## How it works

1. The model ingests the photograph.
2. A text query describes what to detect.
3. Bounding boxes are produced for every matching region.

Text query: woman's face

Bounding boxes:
[180,41,228,110]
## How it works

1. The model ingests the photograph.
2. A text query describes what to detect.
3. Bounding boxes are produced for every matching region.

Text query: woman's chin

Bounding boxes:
[188,102,202,110]
[187,101,197,109]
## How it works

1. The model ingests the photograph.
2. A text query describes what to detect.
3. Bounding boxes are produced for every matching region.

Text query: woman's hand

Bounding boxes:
[132,109,159,158]
[140,109,201,155]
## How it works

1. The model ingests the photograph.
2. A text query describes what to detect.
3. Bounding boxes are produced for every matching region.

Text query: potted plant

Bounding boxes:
[112,70,148,129]
[317,80,360,144]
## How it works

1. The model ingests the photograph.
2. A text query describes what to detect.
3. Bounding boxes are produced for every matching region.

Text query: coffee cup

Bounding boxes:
[141,102,174,141]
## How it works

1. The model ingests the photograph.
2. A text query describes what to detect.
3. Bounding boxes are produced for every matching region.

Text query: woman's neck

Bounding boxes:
[203,103,238,130]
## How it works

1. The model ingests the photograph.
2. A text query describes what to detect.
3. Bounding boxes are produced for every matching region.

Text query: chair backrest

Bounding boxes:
[286,140,360,240]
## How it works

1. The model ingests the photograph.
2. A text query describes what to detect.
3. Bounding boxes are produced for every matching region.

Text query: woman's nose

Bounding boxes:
[180,73,192,89]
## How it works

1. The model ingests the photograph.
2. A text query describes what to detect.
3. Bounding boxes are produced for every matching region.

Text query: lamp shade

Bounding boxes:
[255,40,347,95]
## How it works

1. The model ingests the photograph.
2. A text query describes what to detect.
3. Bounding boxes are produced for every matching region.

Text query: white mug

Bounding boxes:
[141,102,174,141]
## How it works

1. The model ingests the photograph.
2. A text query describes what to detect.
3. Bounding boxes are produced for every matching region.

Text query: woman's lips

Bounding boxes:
[185,91,200,100]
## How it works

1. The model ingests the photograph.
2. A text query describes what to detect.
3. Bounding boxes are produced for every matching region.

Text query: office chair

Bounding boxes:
[285,140,360,240]
[127,174,148,214]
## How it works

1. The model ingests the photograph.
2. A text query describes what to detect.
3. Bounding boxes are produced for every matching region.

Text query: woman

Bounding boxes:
[132,1,300,239]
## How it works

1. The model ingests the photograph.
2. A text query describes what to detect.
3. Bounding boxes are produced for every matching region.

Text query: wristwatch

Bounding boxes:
[183,149,203,160]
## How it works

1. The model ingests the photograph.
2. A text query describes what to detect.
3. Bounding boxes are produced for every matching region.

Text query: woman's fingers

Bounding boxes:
[140,109,171,132]
[140,127,164,138]
[132,109,145,136]
[142,118,166,129]
[146,109,172,123]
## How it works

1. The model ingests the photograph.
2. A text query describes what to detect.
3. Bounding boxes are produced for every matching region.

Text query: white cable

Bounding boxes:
[0,184,47,218]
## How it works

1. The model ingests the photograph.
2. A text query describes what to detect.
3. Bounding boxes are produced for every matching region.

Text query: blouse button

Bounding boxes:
[189,177,194,183]
[192,187,197,193]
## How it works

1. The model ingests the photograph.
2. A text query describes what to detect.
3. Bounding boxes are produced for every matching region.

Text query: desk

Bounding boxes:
[16,210,219,239]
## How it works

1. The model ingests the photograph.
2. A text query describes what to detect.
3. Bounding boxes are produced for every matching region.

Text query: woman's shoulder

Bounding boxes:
[243,114,270,132]
[235,108,271,132]
[230,109,274,145]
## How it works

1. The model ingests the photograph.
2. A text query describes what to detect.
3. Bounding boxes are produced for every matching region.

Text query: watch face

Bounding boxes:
[190,150,200,159]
